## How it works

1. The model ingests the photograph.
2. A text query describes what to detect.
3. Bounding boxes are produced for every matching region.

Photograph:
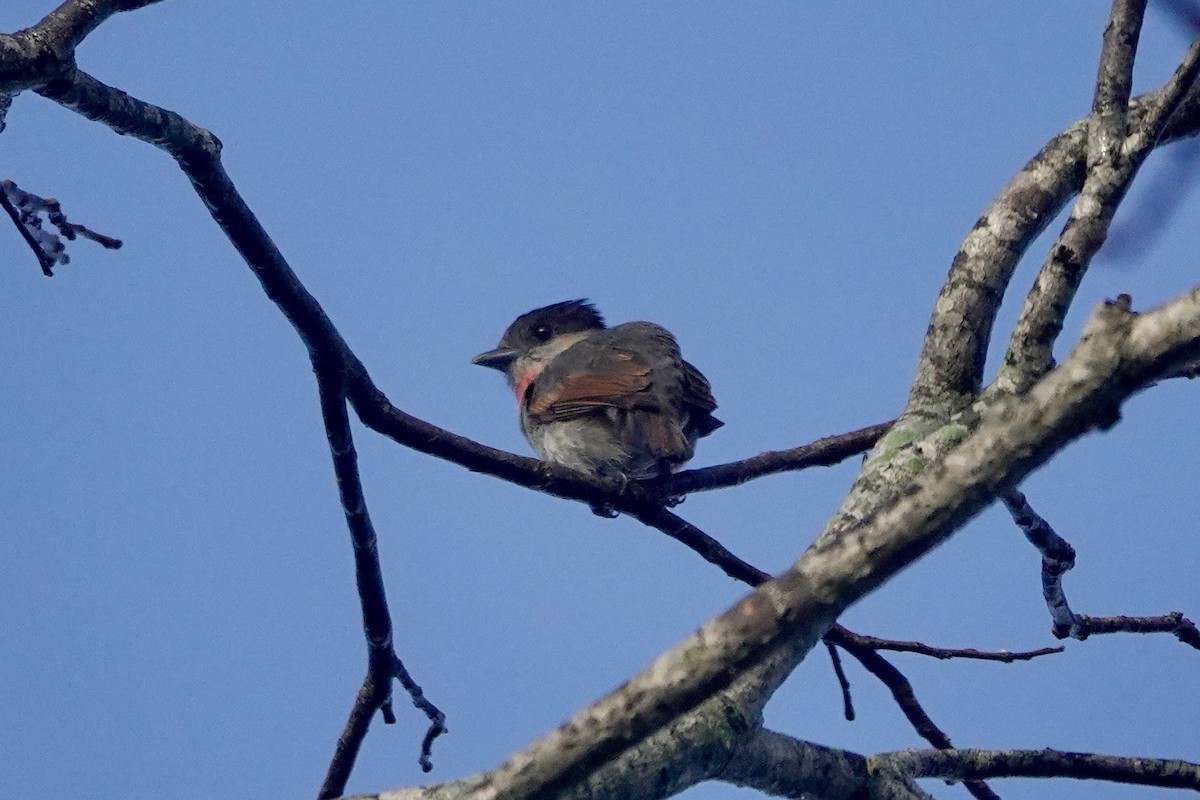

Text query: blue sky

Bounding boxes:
[2,4,1198,799]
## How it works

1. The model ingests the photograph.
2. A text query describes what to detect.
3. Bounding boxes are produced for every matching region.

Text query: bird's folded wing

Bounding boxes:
[681,359,718,412]
[526,348,653,422]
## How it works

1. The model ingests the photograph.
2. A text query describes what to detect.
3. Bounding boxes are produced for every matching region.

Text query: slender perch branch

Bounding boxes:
[878,746,1200,790]
[1004,488,1199,650]
[653,420,891,496]
[1002,488,1082,637]
[315,369,445,798]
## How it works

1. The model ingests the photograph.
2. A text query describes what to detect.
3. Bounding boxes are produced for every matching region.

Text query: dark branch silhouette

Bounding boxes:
[314,370,445,798]
[653,420,892,496]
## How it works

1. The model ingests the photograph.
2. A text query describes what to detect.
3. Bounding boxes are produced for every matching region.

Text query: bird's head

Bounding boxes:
[472,299,606,399]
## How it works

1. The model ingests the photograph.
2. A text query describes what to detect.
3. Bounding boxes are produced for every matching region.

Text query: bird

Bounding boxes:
[472,300,722,486]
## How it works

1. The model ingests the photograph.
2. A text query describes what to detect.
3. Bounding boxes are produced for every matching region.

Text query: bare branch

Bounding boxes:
[1004,488,1200,649]
[826,83,1200,555]
[653,420,891,496]
[995,29,1200,395]
[629,505,771,584]
[314,372,445,798]
[0,0,164,93]
[824,641,855,722]
[720,728,934,800]
[1161,353,1200,380]
[1089,0,1147,167]
[633,501,1036,781]
[32,1,166,53]
[0,180,59,274]
[1125,29,1200,158]
[878,747,1200,790]
[37,66,220,155]
[838,629,1061,664]
[910,54,1200,413]
[1001,488,1082,637]
[906,122,1086,410]
[829,633,1000,800]
[1075,612,1200,649]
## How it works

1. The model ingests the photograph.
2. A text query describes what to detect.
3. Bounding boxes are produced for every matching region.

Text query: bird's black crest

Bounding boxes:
[527,299,605,329]
[500,299,607,347]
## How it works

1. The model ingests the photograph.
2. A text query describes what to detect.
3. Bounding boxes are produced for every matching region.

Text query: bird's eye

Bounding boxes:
[532,324,553,341]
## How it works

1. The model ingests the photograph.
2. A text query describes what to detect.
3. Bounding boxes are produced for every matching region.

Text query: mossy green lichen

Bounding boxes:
[935,422,971,446]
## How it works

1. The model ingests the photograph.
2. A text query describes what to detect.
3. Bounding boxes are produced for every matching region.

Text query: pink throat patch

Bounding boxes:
[514,364,542,405]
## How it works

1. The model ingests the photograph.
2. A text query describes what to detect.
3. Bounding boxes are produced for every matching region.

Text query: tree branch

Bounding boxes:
[1004,488,1200,649]
[1079,612,1200,648]
[0,178,122,275]
[828,634,1000,800]
[1090,0,1146,168]
[909,61,1200,413]
[995,25,1200,395]
[1001,488,1082,637]
[652,421,891,496]
[630,500,1029,797]
[314,370,445,798]
[878,746,1200,790]
[0,0,164,93]
[841,632,1061,663]
[720,728,934,800]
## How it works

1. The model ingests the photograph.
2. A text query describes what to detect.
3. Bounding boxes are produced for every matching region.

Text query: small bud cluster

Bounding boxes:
[1,179,122,275]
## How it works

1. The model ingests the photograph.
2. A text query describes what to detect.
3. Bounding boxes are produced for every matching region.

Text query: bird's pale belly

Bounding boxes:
[523,414,663,480]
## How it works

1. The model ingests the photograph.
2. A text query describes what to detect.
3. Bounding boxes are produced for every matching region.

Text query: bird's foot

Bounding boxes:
[589,470,629,518]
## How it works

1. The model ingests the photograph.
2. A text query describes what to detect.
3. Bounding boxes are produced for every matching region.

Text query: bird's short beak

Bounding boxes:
[471,346,518,371]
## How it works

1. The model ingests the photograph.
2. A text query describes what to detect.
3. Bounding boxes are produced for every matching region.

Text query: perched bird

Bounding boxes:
[472,300,722,483]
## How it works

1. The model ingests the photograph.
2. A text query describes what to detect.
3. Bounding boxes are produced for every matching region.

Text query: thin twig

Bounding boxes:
[1001,488,1082,637]
[0,180,56,275]
[832,635,1001,800]
[824,641,855,721]
[654,421,891,496]
[627,505,771,585]
[1004,489,1200,650]
[0,179,121,274]
[1073,612,1200,650]
[844,632,1062,663]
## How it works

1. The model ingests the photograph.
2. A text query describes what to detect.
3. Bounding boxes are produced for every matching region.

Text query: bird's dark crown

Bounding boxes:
[500,299,606,349]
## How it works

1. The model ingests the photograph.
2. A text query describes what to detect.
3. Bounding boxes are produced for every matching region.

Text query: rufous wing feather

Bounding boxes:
[526,351,652,422]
